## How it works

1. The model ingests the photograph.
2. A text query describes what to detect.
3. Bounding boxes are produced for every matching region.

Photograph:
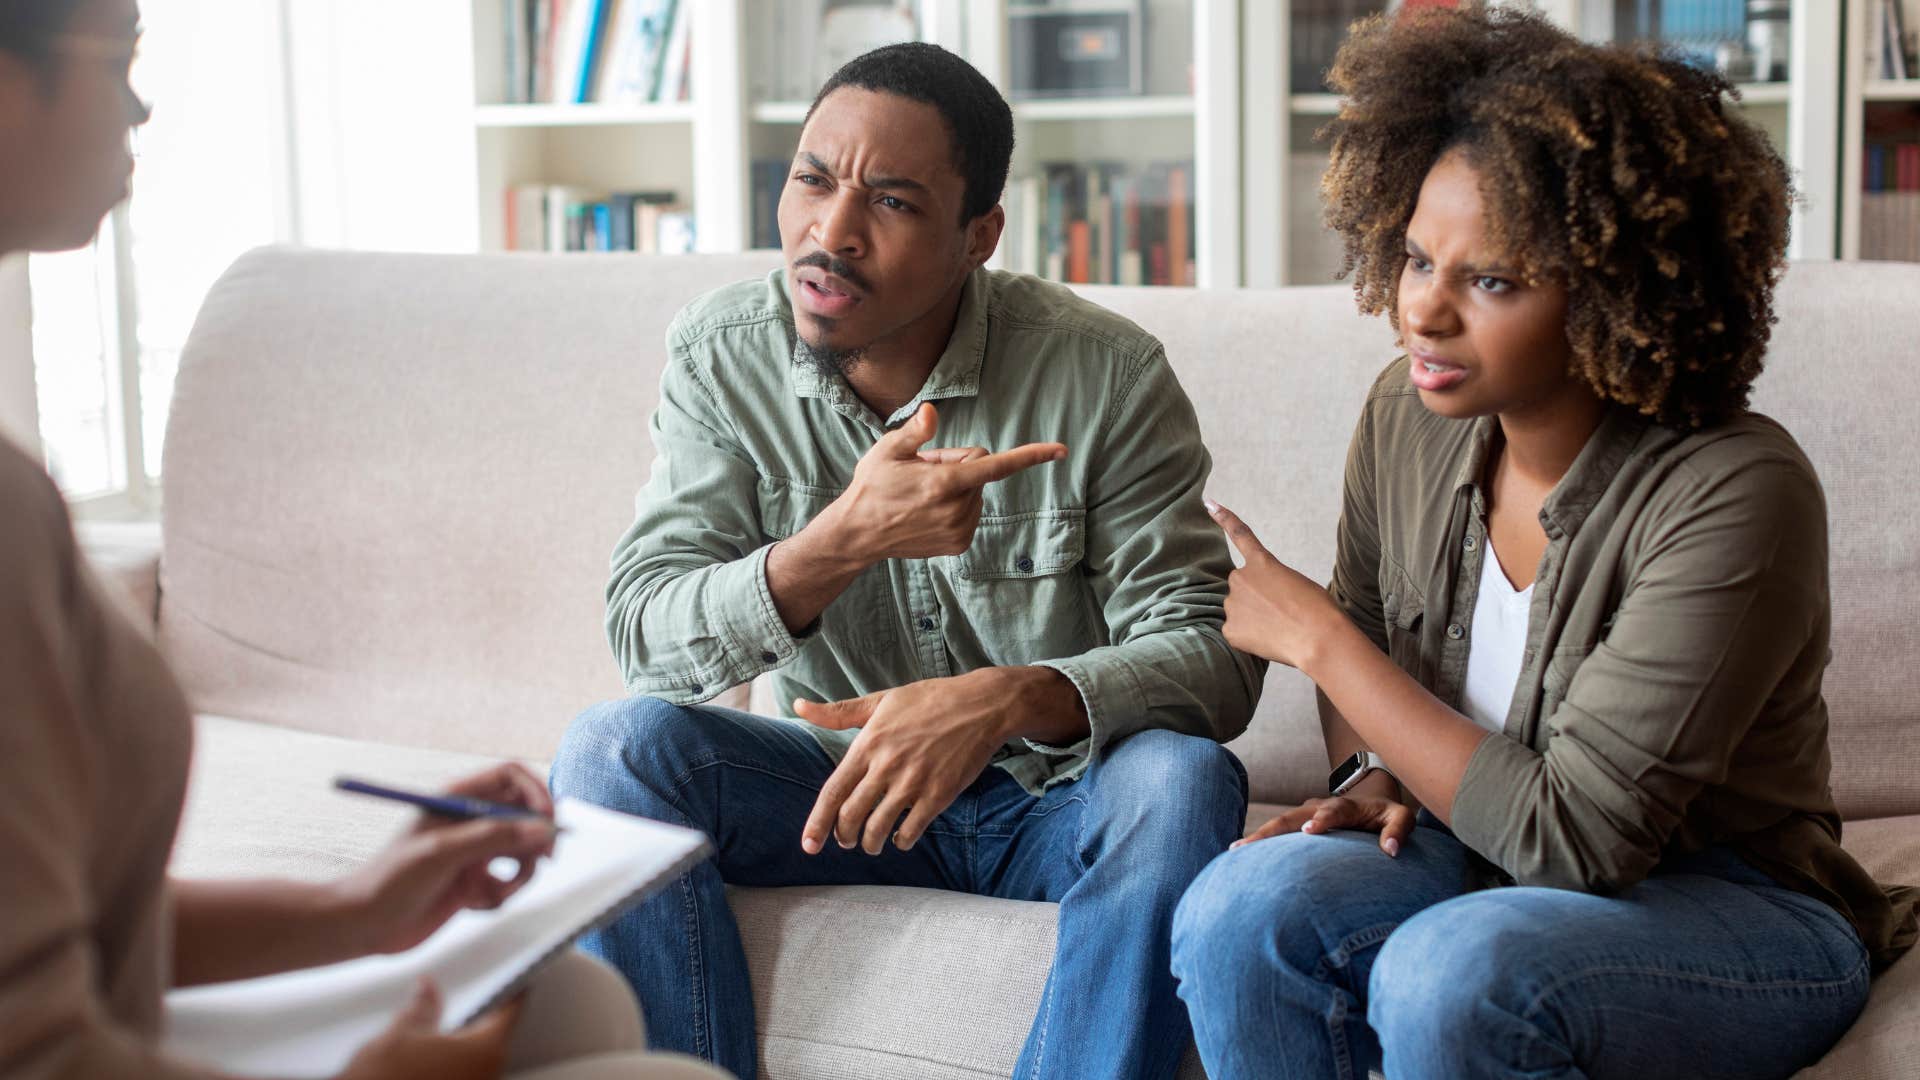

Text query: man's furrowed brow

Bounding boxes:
[797,151,931,195]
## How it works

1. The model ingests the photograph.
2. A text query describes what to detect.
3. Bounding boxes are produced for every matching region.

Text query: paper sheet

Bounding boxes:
[163,798,710,1078]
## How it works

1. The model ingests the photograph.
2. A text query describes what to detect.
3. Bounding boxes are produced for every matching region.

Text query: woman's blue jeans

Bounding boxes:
[1170,822,1870,1080]
[550,696,1247,1080]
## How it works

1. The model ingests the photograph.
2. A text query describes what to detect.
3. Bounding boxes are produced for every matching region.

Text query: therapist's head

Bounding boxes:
[0,0,148,255]
[1320,8,1790,429]
[780,43,1013,376]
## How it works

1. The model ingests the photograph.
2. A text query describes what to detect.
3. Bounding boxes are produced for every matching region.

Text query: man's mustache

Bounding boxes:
[792,251,873,294]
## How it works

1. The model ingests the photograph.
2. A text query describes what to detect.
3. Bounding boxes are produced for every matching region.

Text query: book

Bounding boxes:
[655,1,693,103]
[750,159,785,249]
[532,0,557,102]
[779,0,827,101]
[572,0,615,103]
[656,210,697,254]
[595,0,676,104]
[1067,220,1091,284]
[506,186,546,251]
[504,0,530,104]
[162,799,711,1079]
[1167,163,1190,287]
[548,0,591,103]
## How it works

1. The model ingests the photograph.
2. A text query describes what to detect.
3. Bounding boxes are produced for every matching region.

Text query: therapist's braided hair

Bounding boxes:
[1318,5,1791,429]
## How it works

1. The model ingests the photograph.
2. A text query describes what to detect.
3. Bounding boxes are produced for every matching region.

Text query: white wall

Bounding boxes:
[283,0,482,252]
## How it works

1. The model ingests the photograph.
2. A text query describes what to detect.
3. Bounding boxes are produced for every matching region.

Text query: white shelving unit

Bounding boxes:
[464,0,1243,286]
[1843,2,1920,260]
[461,0,1869,287]
[1252,0,1842,286]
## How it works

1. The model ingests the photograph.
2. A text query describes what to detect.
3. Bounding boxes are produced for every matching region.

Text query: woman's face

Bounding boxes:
[0,0,146,254]
[1395,150,1586,423]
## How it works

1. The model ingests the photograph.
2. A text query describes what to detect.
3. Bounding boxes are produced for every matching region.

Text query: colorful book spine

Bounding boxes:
[573,0,613,103]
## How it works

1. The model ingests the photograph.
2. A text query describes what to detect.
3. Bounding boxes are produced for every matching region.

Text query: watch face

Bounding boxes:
[1329,754,1363,792]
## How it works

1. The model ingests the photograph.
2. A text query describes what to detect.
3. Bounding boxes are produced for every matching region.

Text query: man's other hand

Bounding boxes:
[793,668,1061,855]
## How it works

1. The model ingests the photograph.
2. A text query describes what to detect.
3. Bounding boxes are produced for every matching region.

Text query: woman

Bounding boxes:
[0,3,724,1078]
[1172,9,1917,1080]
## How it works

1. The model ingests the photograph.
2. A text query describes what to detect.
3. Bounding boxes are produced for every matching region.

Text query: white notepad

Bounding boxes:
[163,798,711,1079]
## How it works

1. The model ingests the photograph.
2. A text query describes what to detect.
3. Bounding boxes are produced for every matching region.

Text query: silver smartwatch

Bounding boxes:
[1329,751,1390,796]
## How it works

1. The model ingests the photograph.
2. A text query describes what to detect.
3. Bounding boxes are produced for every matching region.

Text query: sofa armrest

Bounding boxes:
[76,520,163,630]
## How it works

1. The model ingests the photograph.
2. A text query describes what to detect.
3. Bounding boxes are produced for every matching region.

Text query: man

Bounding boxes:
[550,42,1262,1080]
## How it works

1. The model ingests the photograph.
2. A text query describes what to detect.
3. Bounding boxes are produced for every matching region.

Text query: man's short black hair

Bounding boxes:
[806,41,1014,225]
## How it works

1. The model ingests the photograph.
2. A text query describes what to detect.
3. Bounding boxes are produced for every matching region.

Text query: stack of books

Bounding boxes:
[501,0,692,106]
[504,186,695,253]
[1862,142,1920,262]
[1001,161,1196,287]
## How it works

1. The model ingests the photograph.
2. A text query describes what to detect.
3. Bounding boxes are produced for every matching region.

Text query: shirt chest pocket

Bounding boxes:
[941,509,1092,665]
[755,476,898,652]
[1380,568,1426,676]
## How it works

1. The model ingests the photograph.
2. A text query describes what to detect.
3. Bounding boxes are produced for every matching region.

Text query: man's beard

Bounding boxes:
[796,331,868,381]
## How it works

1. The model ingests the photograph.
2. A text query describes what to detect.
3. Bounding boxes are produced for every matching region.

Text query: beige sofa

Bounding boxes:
[109,248,1917,1078]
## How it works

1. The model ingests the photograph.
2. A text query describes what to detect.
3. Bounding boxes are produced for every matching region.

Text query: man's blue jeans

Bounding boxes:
[1170,823,1871,1080]
[550,697,1247,1080]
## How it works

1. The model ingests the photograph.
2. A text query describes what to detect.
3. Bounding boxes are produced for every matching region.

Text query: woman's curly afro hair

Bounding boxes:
[1320,5,1792,428]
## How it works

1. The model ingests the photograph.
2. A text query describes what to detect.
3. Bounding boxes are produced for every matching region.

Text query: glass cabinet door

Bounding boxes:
[742,0,931,250]
[1277,0,1814,285]
[740,0,1228,287]
[1000,0,1204,287]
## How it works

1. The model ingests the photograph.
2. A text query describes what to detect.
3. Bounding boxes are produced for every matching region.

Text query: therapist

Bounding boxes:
[0,2,727,1078]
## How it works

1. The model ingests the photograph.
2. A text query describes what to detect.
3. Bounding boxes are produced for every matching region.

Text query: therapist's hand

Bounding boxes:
[337,979,522,1080]
[328,763,559,957]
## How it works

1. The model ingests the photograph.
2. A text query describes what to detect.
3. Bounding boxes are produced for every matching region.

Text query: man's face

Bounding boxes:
[778,87,992,370]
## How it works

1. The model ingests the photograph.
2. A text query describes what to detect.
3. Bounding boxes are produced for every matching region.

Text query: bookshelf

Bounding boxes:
[1257,0,1842,287]
[1844,2,1920,260]
[459,0,1886,288]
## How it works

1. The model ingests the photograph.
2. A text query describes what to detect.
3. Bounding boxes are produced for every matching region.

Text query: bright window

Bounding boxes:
[29,0,289,507]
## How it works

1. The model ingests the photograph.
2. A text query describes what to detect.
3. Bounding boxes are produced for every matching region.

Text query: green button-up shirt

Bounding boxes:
[607,267,1264,794]
[1335,356,1917,968]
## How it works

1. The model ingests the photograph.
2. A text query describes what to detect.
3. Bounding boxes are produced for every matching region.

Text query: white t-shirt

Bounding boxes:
[1461,535,1534,734]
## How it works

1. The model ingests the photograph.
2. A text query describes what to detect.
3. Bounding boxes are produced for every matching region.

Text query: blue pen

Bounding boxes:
[334,777,561,829]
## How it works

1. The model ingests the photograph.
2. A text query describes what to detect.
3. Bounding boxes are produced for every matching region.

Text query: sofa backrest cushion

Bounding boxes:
[161,251,1919,816]
[160,250,779,763]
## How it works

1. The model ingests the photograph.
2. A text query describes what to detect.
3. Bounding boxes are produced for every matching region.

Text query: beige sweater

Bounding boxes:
[0,441,209,1079]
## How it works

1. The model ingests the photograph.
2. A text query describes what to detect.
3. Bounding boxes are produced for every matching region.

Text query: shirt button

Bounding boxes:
[761,650,778,664]
[1445,623,1465,640]
[1016,556,1035,574]
[690,683,705,695]
[918,616,936,632]
[1463,534,1478,551]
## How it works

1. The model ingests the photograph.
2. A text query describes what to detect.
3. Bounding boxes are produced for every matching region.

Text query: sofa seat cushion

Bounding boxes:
[1799,815,1920,1079]
[728,884,1206,1079]
[174,722,1914,1079]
